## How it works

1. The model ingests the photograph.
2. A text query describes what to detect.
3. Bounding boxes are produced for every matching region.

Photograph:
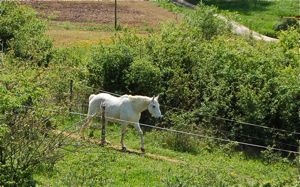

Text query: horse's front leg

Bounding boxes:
[120,123,127,151]
[134,123,145,153]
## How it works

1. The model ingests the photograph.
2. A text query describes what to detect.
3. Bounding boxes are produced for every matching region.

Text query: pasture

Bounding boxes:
[0,1,299,186]
[34,117,298,186]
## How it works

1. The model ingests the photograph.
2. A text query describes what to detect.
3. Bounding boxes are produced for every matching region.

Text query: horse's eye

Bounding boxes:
[152,105,156,109]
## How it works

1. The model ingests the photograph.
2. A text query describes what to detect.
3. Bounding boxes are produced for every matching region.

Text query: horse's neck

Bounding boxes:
[129,96,151,113]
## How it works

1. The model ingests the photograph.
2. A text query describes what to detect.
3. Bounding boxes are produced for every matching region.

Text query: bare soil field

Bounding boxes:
[23,1,177,27]
[22,1,178,46]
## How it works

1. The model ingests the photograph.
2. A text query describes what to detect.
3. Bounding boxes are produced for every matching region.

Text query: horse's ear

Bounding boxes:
[152,96,155,101]
[155,95,159,100]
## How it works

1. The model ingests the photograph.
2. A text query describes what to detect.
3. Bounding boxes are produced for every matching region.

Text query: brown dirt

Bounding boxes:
[23,1,178,27]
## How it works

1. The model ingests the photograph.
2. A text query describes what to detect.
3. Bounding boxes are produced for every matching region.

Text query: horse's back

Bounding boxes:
[88,93,127,118]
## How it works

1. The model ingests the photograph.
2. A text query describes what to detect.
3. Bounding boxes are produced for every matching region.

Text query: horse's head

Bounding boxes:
[148,95,163,119]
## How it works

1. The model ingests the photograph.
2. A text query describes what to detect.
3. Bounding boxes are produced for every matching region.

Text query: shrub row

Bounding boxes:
[87,6,300,153]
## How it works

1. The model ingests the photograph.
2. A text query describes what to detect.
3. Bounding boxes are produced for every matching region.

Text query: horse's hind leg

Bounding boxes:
[134,123,145,153]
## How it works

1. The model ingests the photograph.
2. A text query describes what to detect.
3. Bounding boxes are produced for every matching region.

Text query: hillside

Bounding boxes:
[34,123,299,186]
[1,1,299,186]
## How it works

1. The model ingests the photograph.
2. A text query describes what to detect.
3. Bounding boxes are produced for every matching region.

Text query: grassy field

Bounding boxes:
[23,1,299,186]
[155,0,299,37]
[201,0,299,37]
[34,119,299,186]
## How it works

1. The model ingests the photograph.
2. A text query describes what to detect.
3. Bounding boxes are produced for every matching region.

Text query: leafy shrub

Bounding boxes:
[184,5,230,39]
[0,1,52,65]
[88,44,133,93]
[125,58,162,96]
[0,110,63,186]
[46,47,92,107]
[273,18,299,32]
[157,112,202,153]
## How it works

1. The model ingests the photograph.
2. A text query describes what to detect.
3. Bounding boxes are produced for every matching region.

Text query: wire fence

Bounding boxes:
[20,104,300,155]
[94,89,300,136]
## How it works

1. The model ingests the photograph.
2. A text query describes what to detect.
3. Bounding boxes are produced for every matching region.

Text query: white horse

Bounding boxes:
[80,93,162,152]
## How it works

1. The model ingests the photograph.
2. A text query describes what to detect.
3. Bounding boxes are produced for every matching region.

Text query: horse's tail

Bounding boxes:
[89,94,96,102]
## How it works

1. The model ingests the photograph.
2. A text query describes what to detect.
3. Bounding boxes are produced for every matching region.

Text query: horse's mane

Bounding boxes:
[127,95,151,104]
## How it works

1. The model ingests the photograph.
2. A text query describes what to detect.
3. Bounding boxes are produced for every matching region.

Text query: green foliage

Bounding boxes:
[126,58,162,95]
[0,1,52,65]
[0,111,63,186]
[46,47,92,106]
[86,6,299,153]
[1,1,299,185]
[88,44,133,93]
[200,0,299,37]
[153,0,188,13]
[185,5,230,39]
[278,28,300,51]
[273,18,300,32]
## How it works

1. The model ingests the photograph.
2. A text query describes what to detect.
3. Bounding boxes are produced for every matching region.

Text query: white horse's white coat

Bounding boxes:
[80,93,162,152]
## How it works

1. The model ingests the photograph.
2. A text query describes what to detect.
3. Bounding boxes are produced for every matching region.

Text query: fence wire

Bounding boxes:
[20,105,300,155]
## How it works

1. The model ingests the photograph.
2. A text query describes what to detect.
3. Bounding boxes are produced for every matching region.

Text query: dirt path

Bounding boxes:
[53,129,185,164]
[172,0,278,42]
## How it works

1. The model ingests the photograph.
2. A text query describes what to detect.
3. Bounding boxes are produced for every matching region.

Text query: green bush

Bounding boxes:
[273,18,299,32]
[0,111,63,186]
[88,44,133,93]
[184,5,230,40]
[125,58,162,96]
[0,1,52,65]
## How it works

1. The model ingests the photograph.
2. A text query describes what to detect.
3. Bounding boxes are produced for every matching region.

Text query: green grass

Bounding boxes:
[202,0,300,37]
[154,0,299,38]
[34,117,299,186]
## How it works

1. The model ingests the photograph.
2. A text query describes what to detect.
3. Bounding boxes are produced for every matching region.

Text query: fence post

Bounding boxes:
[114,0,117,30]
[69,80,74,113]
[101,104,106,144]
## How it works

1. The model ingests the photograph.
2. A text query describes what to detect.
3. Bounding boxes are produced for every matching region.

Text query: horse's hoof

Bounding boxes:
[122,146,127,152]
[100,140,110,145]
[100,141,106,146]
[141,147,145,153]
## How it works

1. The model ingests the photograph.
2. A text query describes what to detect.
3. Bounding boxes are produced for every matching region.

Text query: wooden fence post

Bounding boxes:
[101,104,106,144]
[114,0,117,30]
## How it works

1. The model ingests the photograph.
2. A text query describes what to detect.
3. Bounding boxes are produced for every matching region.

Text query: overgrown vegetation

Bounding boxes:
[0,1,299,186]
[87,5,299,154]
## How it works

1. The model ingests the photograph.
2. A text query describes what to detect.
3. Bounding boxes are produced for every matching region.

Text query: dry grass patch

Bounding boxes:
[46,29,113,47]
